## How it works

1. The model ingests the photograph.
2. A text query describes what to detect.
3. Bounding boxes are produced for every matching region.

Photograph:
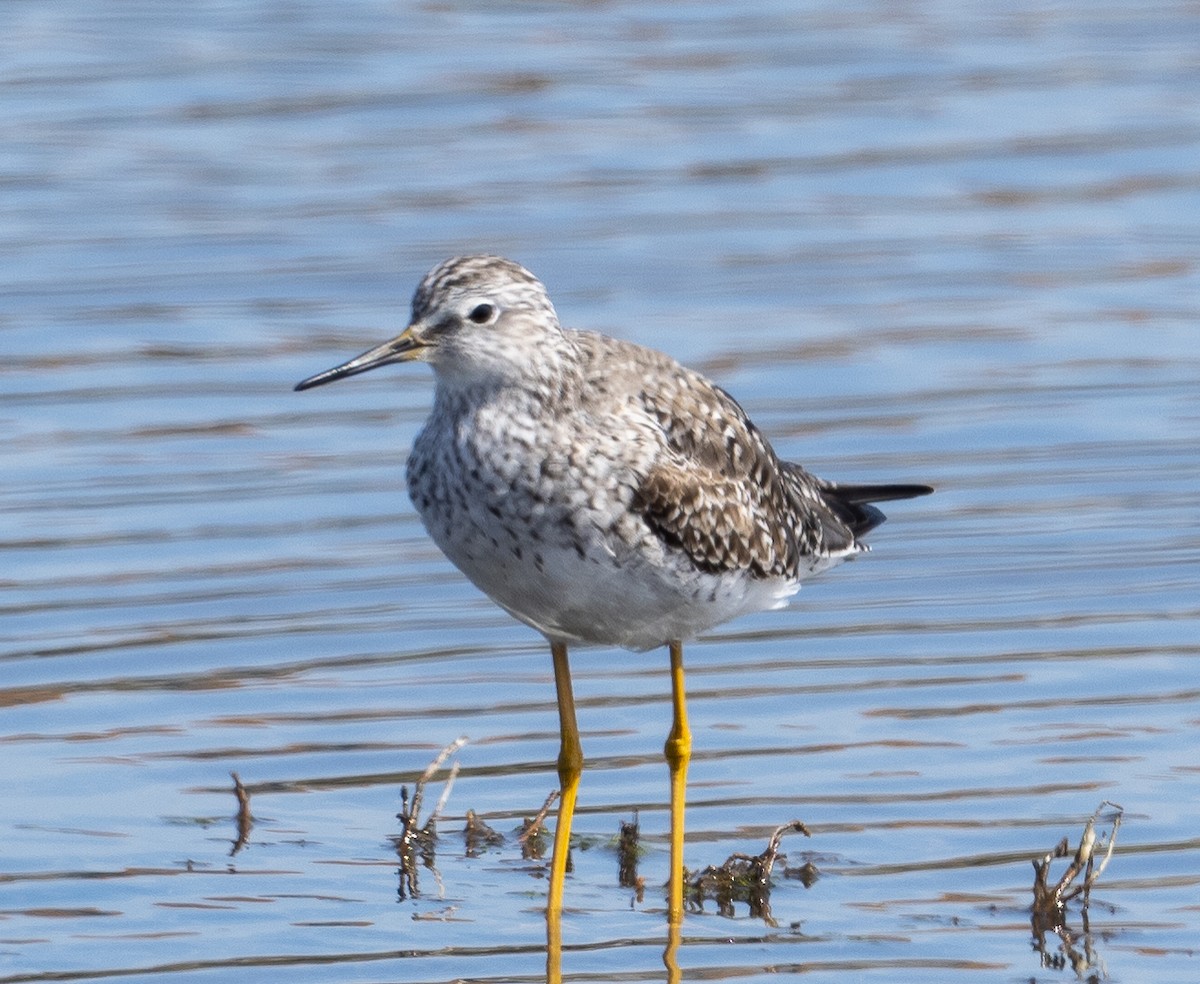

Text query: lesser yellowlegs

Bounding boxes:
[295,254,932,921]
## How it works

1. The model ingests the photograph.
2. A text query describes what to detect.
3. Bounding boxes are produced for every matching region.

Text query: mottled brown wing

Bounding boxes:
[631,362,851,578]
[572,329,857,578]
[633,458,788,577]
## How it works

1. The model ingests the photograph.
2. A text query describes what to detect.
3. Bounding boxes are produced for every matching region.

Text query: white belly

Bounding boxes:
[428,512,803,651]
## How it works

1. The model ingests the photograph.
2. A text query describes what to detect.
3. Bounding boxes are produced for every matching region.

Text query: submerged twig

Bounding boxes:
[430,762,461,823]
[617,811,641,890]
[464,809,505,856]
[229,771,253,857]
[517,790,558,860]
[684,819,810,923]
[393,736,468,901]
[1032,801,1123,917]
[407,735,468,830]
[1030,801,1123,976]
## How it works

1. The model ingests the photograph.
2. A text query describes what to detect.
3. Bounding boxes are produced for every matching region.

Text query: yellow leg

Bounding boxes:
[664,639,691,924]
[547,640,582,918]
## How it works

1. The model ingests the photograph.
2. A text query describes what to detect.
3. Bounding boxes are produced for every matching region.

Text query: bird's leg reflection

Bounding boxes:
[663,917,683,984]
[546,907,563,984]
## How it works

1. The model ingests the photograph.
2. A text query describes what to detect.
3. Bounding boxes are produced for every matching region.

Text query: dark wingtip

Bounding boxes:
[836,483,934,504]
[824,482,934,537]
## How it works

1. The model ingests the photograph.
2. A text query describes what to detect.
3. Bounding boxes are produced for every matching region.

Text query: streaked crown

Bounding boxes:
[409,255,574,389]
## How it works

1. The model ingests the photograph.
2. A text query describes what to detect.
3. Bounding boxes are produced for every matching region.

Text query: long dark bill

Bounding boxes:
[294,329,421,391]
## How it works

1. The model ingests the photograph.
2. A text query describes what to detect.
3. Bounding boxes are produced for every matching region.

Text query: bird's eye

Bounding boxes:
[467,303,496,324]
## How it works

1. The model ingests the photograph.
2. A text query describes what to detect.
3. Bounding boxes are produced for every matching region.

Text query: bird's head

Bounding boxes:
[295,255,571,393]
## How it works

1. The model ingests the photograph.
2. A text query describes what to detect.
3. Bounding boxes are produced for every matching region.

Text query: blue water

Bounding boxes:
[3,2,1199,982]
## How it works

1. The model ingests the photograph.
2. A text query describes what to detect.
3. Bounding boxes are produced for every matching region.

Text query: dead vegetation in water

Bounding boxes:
[383,746,811,921]
[1029,801,1123,976]
[682,820,811,923]
[224,744,812,919]
[517,790,558,860]
[390,740,563,895]
[616,812,643,897]
[227,749,1123,967]
[228,771,253,857]
[392,736,466,900]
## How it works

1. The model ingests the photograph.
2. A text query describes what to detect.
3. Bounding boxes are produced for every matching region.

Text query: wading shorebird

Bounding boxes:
[296,254,932,922]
